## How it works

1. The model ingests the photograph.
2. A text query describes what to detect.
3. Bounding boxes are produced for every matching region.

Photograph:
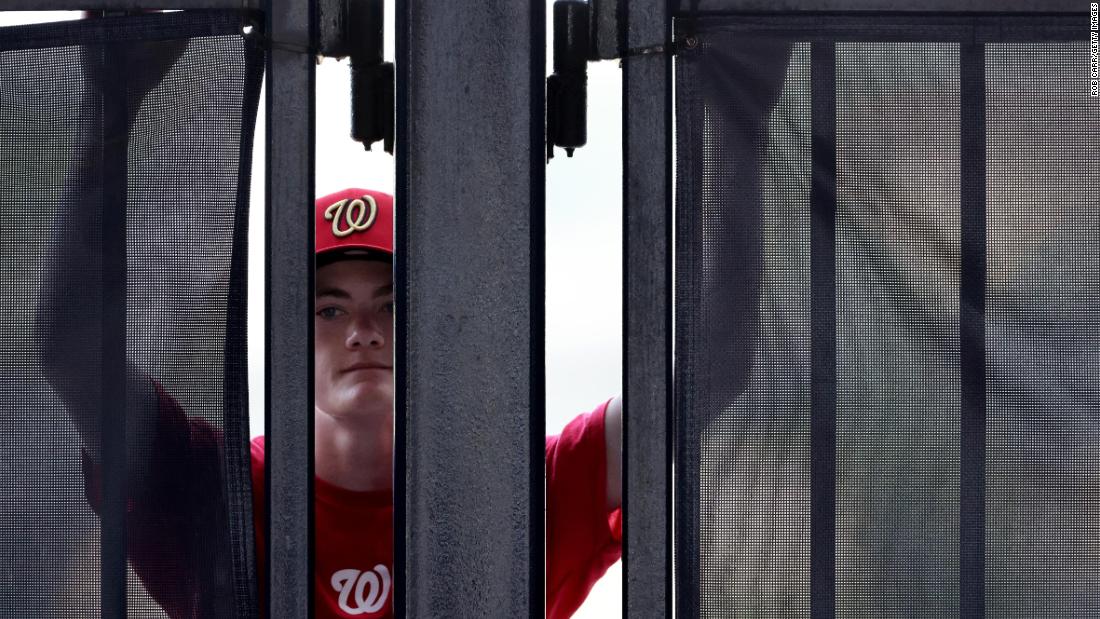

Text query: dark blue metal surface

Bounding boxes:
[622,0,673,615]
[396,0,545,615]
[264,0,315,616]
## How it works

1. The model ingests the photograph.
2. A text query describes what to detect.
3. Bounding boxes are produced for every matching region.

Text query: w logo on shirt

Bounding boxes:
[331,565,391,615]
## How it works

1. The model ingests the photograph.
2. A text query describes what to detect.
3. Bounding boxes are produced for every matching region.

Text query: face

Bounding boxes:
[314,258,395,424]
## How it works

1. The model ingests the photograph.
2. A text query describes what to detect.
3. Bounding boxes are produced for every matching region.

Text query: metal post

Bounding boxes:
[622,0,673,616]
[395,0,545,615]
[265,0,315,616]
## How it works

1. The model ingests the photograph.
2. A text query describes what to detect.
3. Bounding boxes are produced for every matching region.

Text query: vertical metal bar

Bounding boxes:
[622,0,673,615]
[265,0,315,616]
[958,40,986,619]
[100,40,128,619]
[810,40,837,619]
[397,0,544,616]
[393,0,408,613]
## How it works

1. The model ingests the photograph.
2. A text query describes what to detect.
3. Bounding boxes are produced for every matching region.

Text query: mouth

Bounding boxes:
[342,364,393,373]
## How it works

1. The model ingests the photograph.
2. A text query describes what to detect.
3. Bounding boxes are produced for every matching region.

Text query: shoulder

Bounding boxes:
[250,435,265,460]
[249,435,265,480]
[546,397,613,457]
[545,398,614,495]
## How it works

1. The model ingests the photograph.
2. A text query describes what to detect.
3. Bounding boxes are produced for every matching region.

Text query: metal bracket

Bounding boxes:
[318,0,394,153]
[548,0,670,158]
[547,0,589,159]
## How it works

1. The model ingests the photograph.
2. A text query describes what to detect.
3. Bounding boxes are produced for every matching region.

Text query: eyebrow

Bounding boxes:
[316,287,351,299]
[316,284,393,299]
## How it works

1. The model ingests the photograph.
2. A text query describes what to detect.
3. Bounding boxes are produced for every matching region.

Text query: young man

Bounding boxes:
[41,186,622,618]
[248,188,625,617]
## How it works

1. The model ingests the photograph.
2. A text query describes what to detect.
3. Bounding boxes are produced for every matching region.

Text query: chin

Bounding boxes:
[336,384,394,417]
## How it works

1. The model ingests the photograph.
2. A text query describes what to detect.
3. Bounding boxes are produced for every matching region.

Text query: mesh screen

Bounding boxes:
[985,43,1100,617]
[676,16,1098,618]
[0,12,263,617]
[834,42,961,617]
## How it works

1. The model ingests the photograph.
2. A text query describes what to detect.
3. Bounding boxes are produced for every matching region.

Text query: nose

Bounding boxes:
[345,313,385,349]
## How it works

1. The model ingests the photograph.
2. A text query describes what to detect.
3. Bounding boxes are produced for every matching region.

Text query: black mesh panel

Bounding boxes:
[677,37,810,617]
[0,12,262,617]
[985,43,1100,617]
[834,42,961,617]
[676,14,1098,618]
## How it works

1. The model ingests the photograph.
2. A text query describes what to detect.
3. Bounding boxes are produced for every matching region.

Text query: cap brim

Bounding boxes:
[316,247,392,267]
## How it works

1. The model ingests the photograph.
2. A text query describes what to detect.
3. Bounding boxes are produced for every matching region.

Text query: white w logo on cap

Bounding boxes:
[331,565,391,615]
[325,196,378,238]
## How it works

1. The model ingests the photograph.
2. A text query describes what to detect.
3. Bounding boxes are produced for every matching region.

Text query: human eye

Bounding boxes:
[316,306,346,320]
[382,301,395,314]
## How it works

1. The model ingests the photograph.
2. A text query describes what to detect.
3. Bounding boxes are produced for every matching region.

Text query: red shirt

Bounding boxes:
[250,435,395,618]
[545,399,624,619]
[83,385,622,618]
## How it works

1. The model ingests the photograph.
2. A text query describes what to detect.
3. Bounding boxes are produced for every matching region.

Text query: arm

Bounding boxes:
[79,381,229,619]
[34,24,213,617]
[34,146,161,469]
[35,19,185,469]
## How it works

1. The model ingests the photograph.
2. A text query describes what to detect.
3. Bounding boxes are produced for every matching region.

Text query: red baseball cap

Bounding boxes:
[315,188,394,261]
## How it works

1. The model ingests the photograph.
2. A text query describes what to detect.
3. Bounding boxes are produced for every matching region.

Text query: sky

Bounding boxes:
[1,7,623,616]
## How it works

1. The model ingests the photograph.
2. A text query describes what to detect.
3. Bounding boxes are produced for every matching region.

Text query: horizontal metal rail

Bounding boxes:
[0,0,258,10]
[676,0,1085,13]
